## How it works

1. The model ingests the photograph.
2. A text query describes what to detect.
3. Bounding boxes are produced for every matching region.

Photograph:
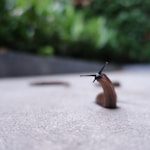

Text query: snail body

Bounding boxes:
[80,62,117,109]
[96,73,117,108]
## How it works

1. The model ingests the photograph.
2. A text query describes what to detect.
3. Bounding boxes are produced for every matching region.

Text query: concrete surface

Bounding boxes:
[0,68,150,150]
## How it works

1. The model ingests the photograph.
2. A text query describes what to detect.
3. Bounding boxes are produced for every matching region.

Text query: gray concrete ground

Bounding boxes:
[0,68,150,150]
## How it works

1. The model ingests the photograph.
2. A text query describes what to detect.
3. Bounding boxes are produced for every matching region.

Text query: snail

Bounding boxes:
[80,62,117,109]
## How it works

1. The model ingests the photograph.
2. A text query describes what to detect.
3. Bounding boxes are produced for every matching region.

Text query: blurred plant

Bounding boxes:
[38,46,54,56]
[86,0,150,62]
[0,0,150,62]
[54,4,116,58]
[0,0,60,55]
[0,0,114,59]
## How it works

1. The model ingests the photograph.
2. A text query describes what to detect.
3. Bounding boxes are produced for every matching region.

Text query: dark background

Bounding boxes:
[1,0,150,63]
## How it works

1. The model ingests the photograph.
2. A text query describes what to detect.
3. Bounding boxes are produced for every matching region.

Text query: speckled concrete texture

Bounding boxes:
[0,68,150,150]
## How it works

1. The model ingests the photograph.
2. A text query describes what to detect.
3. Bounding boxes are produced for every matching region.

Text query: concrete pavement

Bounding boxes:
[0,68,150,150]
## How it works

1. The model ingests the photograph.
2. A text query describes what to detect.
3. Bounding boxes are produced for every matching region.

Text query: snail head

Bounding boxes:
[80,62,108,83]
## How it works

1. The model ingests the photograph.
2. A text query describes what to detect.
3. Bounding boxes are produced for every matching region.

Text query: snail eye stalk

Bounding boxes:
[93,78,96,83]
[98,62,108,75]
[80,75,96,77]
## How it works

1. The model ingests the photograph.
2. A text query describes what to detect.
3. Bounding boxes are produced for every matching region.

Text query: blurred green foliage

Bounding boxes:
[86,0,150,62]
[0,0,150,62]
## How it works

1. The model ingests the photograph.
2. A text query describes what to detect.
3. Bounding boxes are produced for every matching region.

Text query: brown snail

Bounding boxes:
[80,62,117,109]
